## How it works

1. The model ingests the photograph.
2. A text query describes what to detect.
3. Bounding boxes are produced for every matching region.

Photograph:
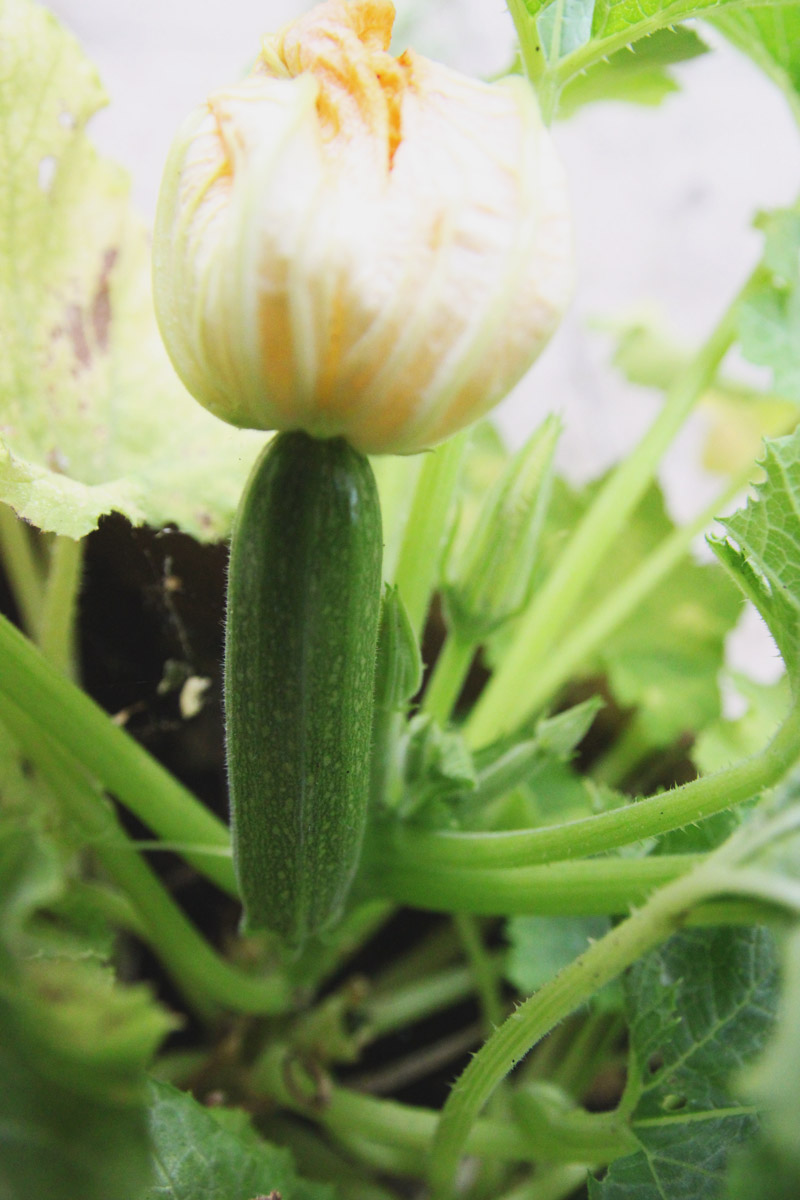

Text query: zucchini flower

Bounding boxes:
[153,0,572,455]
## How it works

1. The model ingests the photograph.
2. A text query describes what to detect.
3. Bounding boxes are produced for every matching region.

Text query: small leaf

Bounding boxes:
[146,1080,334,1200]
[710,430,800,690]
[739,208,800,403]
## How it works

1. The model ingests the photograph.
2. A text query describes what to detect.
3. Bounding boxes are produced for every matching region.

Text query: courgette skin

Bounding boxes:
[226,431,383,946]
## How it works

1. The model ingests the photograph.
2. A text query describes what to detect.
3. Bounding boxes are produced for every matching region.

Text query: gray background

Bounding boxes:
[49,1,800,683]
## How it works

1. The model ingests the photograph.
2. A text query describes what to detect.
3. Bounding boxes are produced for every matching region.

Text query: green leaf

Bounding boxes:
[739,209,800,403]
[694,675,791,775]
[0,0,265,541]
[145,1080,334,1200]
[605,310,797,477]
[710,430,800,690]
[592,926,778,1200]
[537,0,596,63]
[712,8,800,127]
[729,927,800,1182]
[0,821,173,1200]
[506,914,622,1013]
[595,483,740,747]
[399,714,478,822]
[558,26,707,115]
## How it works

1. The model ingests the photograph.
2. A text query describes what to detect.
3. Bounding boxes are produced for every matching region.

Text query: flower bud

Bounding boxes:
[442,415,561,639]
[153,0,573,455]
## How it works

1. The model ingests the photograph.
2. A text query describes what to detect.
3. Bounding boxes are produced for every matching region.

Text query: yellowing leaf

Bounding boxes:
[0,0,265,541]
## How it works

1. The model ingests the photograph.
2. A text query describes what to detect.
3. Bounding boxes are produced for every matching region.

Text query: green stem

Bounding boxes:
[366,963,482,1038]
[393,431,469,637]
[499,1165,590,1200]
[370,921,460,991]
[0,503,44,633]
[466,284,746,749]
[422,629,476,724]
[506,0,547,89]
[454,914,505,1030]
[37,534,83,676]
[513,465,754,719]
[427,862,722,1198]
[376,699,800,872]
[552,1011,621,1099]
[253,1046,634,1167]
[0,696,290,1015]
[591,715,651,788]
[366,853,699,915]
[0,609,235,894]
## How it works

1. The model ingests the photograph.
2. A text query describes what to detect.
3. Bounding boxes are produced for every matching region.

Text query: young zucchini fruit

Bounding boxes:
[225,432,383,948]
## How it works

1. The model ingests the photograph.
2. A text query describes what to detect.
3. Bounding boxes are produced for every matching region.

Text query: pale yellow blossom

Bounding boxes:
[153,0,573,455]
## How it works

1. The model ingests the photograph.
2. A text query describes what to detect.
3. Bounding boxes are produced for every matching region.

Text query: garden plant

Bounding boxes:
[3,0,800,1198]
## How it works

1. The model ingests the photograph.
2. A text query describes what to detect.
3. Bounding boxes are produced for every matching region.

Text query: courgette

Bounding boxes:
[225,431,383,947]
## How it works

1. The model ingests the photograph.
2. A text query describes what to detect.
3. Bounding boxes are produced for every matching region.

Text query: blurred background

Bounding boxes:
[48,0,800,681]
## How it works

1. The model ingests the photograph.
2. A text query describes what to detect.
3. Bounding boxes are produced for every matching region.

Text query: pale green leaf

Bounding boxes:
[739,208,800,403]
[558,27,708,115]
[538,0,596,63]
[544,0,799,97]
[712,7,800,127]
[592,926,778,1200]
[505,914,623,1013]
[592,483,741,747]
[693,675,790,775]
[606,311,797,477]
[146,1080,334,1200]
[710,430,800,689]
[0,0,265,541]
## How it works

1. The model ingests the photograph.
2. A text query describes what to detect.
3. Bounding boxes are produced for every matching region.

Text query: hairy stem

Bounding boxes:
[376,699,800,872]
[365,853,700,915]
[427,863,722,1198]
[254,1046,635,1168]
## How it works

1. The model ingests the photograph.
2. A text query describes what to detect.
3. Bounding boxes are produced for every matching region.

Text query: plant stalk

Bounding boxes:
[466,283,747,749]
[0,609,235,894]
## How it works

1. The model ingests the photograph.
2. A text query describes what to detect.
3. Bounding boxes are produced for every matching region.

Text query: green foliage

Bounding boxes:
[558,27,708,115]
[712,8,800,126]
[0,0,264,539]
[694,675,791,774]
[443,416,560,640]
[532,478,741,748]
[537,0,596,63]
[739,208,800,403]
[0,822,172,1200]
[146,1081,334,1200]
[711,429,800,691]
[505,914,611,992]
[726,928,800,1196]
[592,926,779,1200]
